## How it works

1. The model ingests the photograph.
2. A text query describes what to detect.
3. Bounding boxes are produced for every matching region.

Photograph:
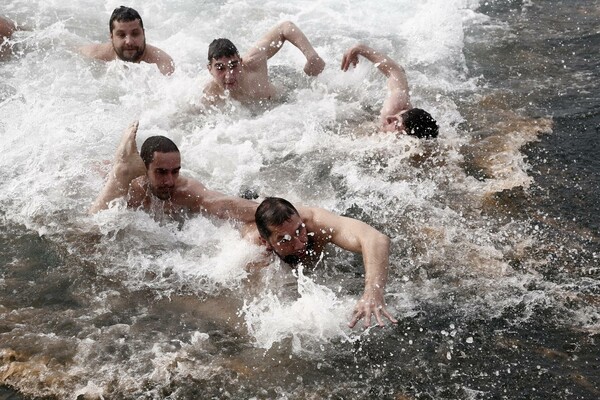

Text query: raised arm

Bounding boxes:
[308,207,397,328]
[244,21,325,76]
[89,121,146,214]
[341,43,411,121]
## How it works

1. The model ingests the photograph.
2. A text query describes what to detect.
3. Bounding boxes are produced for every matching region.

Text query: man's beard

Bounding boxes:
[114,41,146,63]
[272,236,315,267]
[150,184,173,201]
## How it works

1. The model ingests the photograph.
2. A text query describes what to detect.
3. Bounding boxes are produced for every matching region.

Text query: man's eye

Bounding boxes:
[215,64,224,70]
[279,234,292,244]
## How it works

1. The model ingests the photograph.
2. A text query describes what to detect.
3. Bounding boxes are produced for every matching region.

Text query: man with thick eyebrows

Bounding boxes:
[243,197,398,329]
[80,6,175,76]
[203,21,325,105]
[89,121,257,223]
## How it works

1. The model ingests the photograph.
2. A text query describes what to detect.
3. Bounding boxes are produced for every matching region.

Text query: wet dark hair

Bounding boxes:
[140,136,179,168]
[208,38,239,62]
[109,6,144,33]
[255,197,299,240]
[402,108,439,139]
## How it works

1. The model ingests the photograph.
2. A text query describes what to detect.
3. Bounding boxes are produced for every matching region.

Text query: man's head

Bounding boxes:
[207,38,242,91]
[140,136,180,200]
[384,108,439,139]
[256,197,309,265]
[109,6,146,62]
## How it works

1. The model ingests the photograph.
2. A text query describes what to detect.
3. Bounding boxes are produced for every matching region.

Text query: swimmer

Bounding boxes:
[0,16,17,59]
[89,121,257,223]
[203,21,325,105]
[243,197,398,329]
[80,6,175,76]
[341,44,439,139]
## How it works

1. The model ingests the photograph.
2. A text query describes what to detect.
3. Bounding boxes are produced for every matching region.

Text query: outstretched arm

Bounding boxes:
[244,21,325,76]
[308,207,397,329]
[341,44,411,120]
[185,182,258,223]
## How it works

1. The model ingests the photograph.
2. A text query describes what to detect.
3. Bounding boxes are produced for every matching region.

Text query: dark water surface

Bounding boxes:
[1,0,599,399]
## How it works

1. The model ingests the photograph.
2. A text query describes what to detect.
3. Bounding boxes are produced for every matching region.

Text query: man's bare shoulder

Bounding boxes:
[143,44,175,75]
[299,206,341,238]
[241,222,262,245]
[170,176,209,209]
[80,42,115,61]
[127,176,147,208]
[203,80,223,97]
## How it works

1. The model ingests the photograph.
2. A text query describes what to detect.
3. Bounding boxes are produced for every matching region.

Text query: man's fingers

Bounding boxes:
[382,308,398,324]
[348,309,362,328]
[375,309,385,327]
[362,311,372,329]
[341,54,348,71]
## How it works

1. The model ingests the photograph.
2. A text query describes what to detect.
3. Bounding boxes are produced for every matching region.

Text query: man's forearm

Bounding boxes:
[362,232,391,292]
[279,21,319,60]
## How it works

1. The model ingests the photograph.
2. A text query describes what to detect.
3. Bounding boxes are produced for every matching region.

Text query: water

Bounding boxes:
[1,0,598,399]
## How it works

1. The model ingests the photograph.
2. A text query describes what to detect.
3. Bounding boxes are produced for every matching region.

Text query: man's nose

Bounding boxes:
[164,173,176,186]
[293,236,306,251]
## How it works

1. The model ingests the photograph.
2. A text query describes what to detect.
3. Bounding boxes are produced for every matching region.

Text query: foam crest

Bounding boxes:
[241,268,354,352]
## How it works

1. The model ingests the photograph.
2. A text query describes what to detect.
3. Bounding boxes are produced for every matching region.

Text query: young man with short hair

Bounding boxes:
[245,197,398,329]
[341,44,439,139]
[203,21,325,104]
[89,121,257,222]
[80,6,175,76]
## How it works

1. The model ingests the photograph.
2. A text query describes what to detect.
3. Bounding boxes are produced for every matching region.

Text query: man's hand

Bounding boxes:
[341,45,364,72]
[304,53,325,76]
[348,286,397,329]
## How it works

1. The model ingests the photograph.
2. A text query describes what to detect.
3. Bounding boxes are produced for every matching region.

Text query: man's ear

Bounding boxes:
[260,237,272,251]
[385,115,399,126]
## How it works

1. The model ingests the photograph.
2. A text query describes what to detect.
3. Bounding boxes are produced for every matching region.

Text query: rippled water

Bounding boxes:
[0,0,598,399]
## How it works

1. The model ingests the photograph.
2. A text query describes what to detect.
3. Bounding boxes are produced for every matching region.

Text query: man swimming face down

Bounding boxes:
[109,6,146,63]
[139,136,181,201]
[382,108,439,139]
[255,197,316,266]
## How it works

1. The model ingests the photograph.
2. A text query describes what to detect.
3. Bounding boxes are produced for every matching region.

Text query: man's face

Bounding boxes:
[383,109,409,134]
[208,56,242,90]
[264,214,309,264]
[110,19,146,62]
[146,151,181,200]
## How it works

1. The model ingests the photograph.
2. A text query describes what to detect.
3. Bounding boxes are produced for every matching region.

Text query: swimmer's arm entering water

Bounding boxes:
[306,207,398,329]
[244,21,325,77]
[341,44,411,124]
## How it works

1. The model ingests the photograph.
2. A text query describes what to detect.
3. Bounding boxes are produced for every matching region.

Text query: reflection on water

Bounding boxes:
[0,0,599,398]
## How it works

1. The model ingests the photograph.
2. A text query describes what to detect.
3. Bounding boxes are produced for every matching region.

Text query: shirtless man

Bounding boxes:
[244,197,398,329]
[342,44,439,139]
[0,16,17,59]
[80,6,175,76]
[89,121,257,223]
[203,21,325,104]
